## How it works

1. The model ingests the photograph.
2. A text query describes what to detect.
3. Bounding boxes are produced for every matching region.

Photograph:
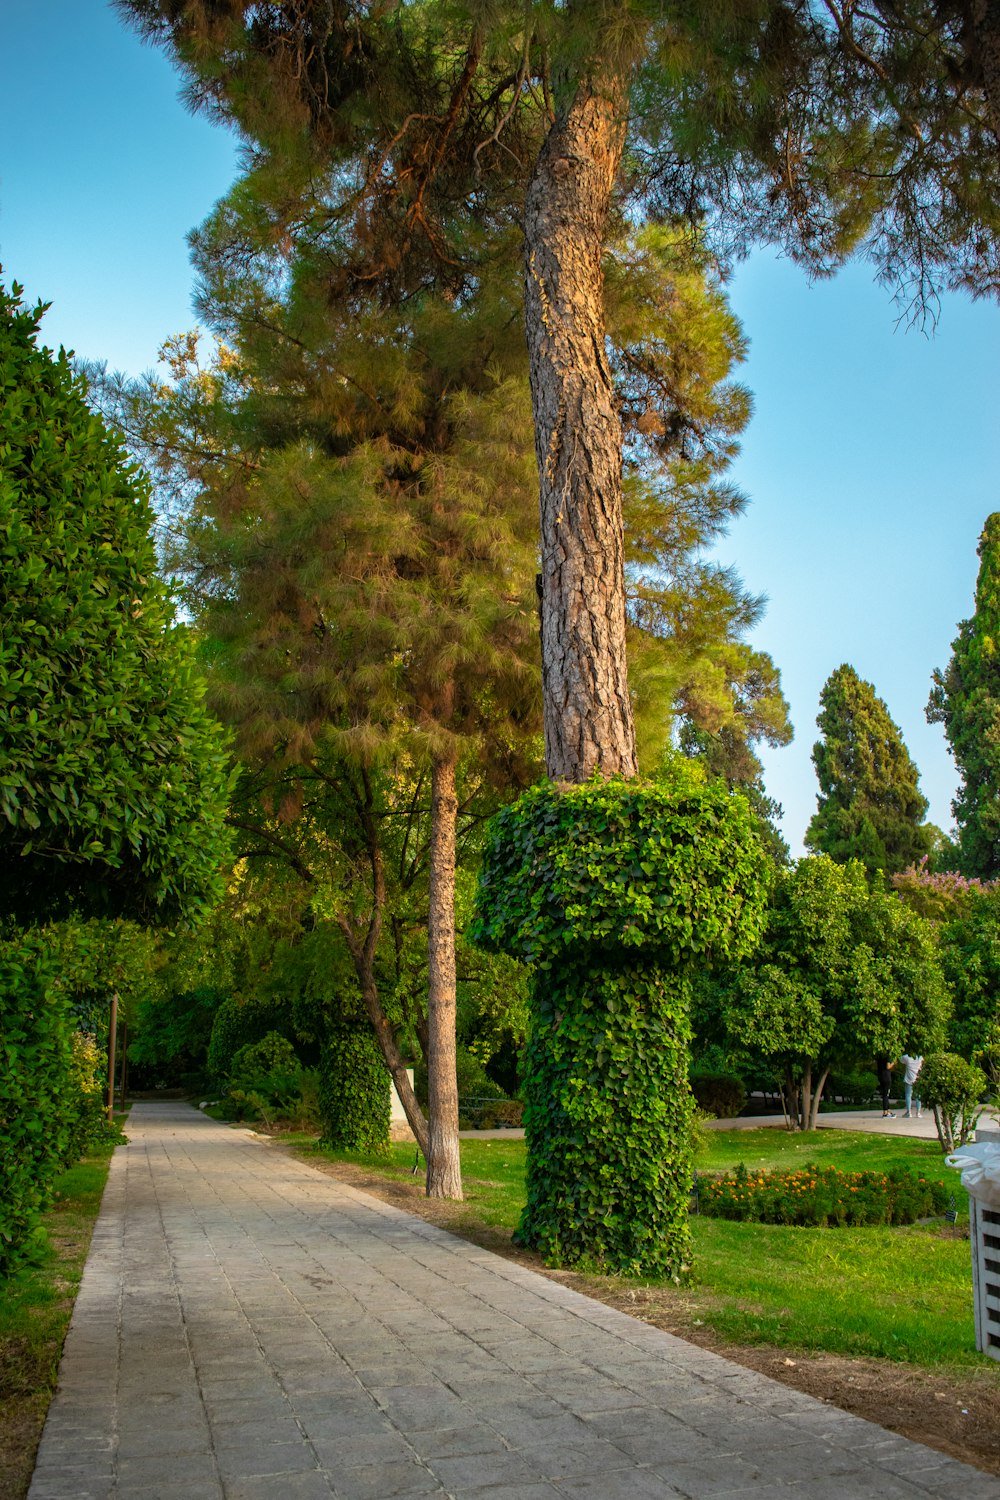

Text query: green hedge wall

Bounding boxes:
[0,937,75,1275]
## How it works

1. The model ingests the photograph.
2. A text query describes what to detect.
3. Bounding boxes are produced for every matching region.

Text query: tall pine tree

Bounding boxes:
[928,514,1000,879]
[806,664,932,877]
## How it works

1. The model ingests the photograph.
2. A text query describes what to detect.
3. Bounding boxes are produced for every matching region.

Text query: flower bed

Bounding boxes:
[698,1162,950,1227]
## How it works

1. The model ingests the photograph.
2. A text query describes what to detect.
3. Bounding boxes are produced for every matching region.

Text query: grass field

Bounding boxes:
[298,1127,983,1368]
[0,1147,116,1500]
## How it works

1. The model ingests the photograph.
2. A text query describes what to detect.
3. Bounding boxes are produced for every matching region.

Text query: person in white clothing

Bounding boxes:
[900,1052,923,1118]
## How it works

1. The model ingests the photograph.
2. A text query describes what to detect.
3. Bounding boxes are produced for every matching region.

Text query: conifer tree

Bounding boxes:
[928,514,1000,879]
[806,664,932,877]
[116,0,1000,782]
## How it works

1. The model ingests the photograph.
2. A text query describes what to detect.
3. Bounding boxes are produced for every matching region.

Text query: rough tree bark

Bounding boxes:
[970,0,1000,141]
[425,750,463,1199]
[523,71,638,783]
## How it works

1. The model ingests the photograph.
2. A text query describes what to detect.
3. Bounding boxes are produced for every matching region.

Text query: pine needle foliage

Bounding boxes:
[928,514,1000,880]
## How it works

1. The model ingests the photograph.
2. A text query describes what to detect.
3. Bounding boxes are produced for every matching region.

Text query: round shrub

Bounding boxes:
[472,768,768,1278]
[689,1072,746,1119]
[207,994,291,1081]
[319,1024,390,1154]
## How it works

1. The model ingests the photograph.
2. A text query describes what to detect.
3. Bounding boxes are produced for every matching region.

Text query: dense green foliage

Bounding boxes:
[722,856,950,1129]
[0,281,231,925]
[936,888,1000,1067]
[689,1071,747,1119]
[806,664,932,876]
[919,1051,987,1152]
[473,765,767,1276]
[0,938,73,1275]
[700,1162,949,1227]
[319,1025,391,1155]
[929,514,1000,879]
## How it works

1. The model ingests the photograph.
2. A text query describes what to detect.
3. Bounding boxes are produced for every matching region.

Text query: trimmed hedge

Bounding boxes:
[472,768,768,1278]
[318,1023,390,1154]
[0,937,75,1274]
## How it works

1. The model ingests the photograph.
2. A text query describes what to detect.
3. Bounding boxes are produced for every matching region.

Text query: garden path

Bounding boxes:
[28,1101,1000,1500]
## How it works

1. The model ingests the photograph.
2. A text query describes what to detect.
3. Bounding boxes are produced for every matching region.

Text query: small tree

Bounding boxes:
[806,665,933,877]
[919,1053,987,1153]
[928,515,1000,879]
[723,856,950,1130]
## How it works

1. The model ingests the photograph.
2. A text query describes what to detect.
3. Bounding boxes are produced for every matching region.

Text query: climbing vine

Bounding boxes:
[472,766,767,1277]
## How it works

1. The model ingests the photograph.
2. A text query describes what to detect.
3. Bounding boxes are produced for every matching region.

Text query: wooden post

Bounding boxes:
[107,992,118,1123]
[118,1019,128,1112]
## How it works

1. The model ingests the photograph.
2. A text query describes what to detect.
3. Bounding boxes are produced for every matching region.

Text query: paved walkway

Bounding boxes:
[29,1102,1000,1500]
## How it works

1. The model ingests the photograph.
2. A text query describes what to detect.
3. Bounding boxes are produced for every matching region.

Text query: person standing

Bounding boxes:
[900,1052,923,1119]
[875,1054,895,1118]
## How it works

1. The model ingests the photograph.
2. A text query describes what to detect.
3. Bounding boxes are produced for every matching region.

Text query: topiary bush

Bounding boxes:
[689,1072,747,1119]
[0,937,76,1274]
[318,1023,391,1154]
[919,1051,988,1151]
[471,766,768,1278]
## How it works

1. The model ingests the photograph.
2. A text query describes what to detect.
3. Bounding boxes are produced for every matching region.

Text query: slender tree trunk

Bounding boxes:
[523,71,637,782]
[807,1067,830,1131]
[425,751,463,1199]
[970,0,1000,141]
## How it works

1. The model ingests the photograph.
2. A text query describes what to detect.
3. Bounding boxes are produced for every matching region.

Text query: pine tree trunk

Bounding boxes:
[523,72,637,783]
[971,0,1000,141]
[425,751,463,1200]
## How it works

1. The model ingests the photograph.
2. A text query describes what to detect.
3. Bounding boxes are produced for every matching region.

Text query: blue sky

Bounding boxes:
[4,0,998,854]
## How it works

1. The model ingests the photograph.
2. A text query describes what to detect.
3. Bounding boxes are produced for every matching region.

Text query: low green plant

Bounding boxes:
[224,1031,304,1123]
[919,1051,988,1151]
[699,1161,950,1227]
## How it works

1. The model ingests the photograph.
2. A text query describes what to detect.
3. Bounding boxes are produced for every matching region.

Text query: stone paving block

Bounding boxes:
[332,1457,445,1499]
[429,1450,546,1491]
[224,1473,338,1500]
[553,1470,687,1499]
[117,1451,220,1486]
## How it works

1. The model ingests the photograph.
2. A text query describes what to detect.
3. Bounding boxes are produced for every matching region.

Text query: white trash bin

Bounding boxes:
[947,1137,1000,1361]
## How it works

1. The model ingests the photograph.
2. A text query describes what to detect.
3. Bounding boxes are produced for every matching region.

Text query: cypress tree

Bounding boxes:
[806,664,932,877]
[928,514,1000,879]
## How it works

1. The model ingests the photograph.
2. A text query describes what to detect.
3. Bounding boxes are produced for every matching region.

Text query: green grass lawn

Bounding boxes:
[297,1126,985,1370]
[0,1146,117,1500]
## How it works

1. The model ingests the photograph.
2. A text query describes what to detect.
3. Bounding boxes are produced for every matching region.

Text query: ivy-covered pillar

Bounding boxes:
[471,765,767,1278]
[318,1021,391,1154]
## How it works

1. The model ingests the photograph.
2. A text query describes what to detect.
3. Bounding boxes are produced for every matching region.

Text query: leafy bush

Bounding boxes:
[223,1031,304,1123]
[472,767,768,1278]
[918,1051,988,1152]
[690,1072,746,1119]
[207,994,291,1081]
[64,1033,112,1162]
[0,938,75,1274]
[699,1162,950,1227]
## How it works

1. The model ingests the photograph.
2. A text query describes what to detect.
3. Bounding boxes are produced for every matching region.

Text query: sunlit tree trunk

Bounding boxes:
[425,750,463,1199]
[523,71,638,782]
